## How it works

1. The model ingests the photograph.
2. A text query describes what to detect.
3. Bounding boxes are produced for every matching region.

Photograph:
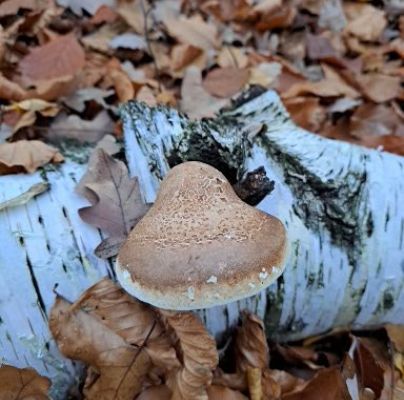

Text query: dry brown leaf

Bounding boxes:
[117,0,150,34]
[180,66,228,119]
[0,75,28,101]
[349,104,402,139]
[0,140,64,175]
[90,4,118,25]
[284,97,326,132]
[306,33,339,61]
[19,34,85,83]
[0,364,50,399]
[203,67,249,98]
[207,385,248,399]
[170,44,207,77]
[48,110,114,143]
[354,73,401,103]
[344,3,387,42]
[31,75,78,102]
[255,5,296,31]
[49,294,151,400]
[385,325,404,353]
[163,14,220,51]
[265,369,305,395]
[136,86,157,107]
[283,367,351,400]
[0,0,37,17]
[161,310,219,400]
[0,182,49,211]
[217,46,248,69]
[107,60,135,102]
[283,64,360,99]
[246,367,262,400]
[78,149,150,237]
[136,385,172,400]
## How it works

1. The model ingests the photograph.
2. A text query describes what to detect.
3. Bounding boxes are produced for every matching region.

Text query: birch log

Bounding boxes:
[121,90,404,342]
[0,160,114,398]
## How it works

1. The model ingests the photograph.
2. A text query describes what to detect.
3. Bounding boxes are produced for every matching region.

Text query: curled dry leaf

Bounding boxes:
[0,364,50,399]
[217,46,248,69]
[203,67,249,98]
[170,44,207,77]
[180,66,228,119]
[50,294,151,400]
[0,140,64,175]
[235,312,269,371]
[19,34,85,83]
[107,60,135,102]
[78,149,150,238]
[161,310,219,400]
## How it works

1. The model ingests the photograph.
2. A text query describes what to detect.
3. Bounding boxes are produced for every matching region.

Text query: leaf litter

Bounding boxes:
[1,0,404,398]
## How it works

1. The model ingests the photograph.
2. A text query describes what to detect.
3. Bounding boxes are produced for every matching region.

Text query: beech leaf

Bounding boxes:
[203,68,249,98]
[78,149,150,237]
[161,310,219,400]
[49,281,155,400]
[0,364,50,399]
[19,34,85,82]
[0,140,64,175]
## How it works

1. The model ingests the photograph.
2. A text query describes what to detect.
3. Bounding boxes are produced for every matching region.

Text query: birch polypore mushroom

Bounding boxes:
[116,161,287,310]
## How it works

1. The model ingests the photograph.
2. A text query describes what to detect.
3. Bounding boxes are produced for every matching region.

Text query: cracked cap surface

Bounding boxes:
[116,161,287,310]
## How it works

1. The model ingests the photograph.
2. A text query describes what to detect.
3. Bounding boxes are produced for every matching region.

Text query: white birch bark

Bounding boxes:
[120,90,404,342]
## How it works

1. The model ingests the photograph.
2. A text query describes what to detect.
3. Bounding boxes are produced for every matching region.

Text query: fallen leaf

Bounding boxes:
[0,75,28,101]
[0,0,37,17]
[136,86,157,107]
[284,97,326,132]
[107,60,135,102]
[207,385,248,399]
[246,367,262,400]
[19,34,86,83]
[170,44,207,77]
[318,0,347,32]
[265,369,305,395]
[49,294,151,400]
[90,5,118,25]
[48,111,114,143]
[203,67,249,98]
[385,325,404,352]
[361,135,404,156]
[255,5,296,31]
[349,104,402,139]
[136,385,172,400]
[235,312,269,371]
[0,140,64,175]
[0,364,50,399]
[217,46,248,69]
[283,64,360,99]
[180,66,228,119]
[163,14,220,51]
[249,62,282,87]
[81,23,119,53]
[283,367,351,400]
[161,310,219,400]
[5,98,60,116]
[344,3,387,42]
[0,182,49,211]
[306,33,339,61]
[94,235,126,259]
[78,149,150,237]
[354,73,401,103]
[328,97,361,114]
[117,0,150,34]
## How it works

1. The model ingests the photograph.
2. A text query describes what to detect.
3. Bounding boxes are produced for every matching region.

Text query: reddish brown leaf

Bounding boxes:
[284,97,326,132]
[19,34,85,82]
[0,75,28,101]
[0,0,37,17]
[0,364,50,399]
[203,67,249,98]
[0,140,64,175]
[207,385,248,399]
[283,367,351,400]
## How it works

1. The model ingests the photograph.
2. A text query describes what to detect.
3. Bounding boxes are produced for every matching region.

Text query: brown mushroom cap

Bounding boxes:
[116,161,287,310]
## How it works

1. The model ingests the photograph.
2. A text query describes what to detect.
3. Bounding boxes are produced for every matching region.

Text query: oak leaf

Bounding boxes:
[78,149,150,238]
[0,364,50,399]
[19,34,85,83]
[203,68,249,98]
[0,140,64,175]
[161,310,219,400]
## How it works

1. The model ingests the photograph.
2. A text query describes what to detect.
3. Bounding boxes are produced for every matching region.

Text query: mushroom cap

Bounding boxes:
[116,161,287,310]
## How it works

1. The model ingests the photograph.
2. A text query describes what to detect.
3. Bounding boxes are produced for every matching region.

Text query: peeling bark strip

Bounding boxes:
[121,90,404,341]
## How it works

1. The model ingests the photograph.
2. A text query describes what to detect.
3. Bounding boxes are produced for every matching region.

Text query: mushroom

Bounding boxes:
[116,161,287,310]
